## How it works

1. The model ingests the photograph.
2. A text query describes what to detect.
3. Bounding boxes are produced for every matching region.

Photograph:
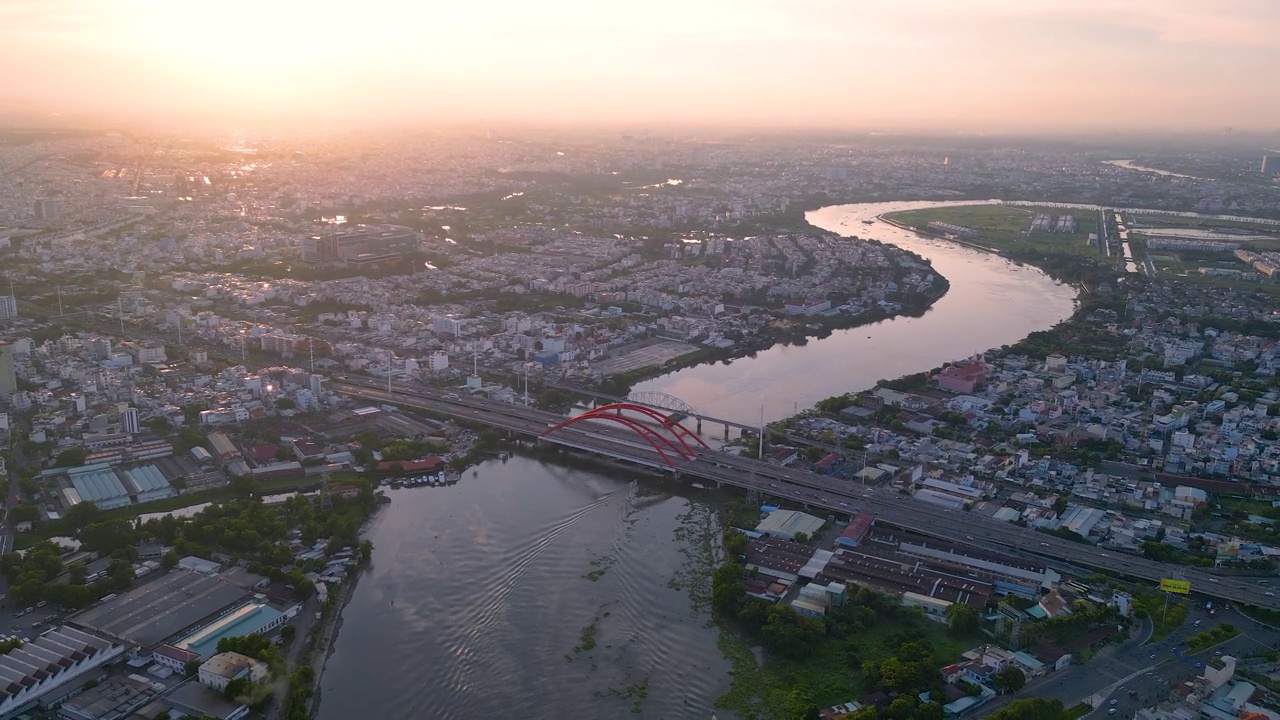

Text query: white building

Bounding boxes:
[426,351,449,373]
[198,652,269,692]
[137,343,167,364]
[0,295,17,320]
[0,627,125,718]
[122,407,140,435]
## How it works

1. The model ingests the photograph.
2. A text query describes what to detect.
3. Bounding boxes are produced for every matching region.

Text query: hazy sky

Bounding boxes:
[2,0,1278,132]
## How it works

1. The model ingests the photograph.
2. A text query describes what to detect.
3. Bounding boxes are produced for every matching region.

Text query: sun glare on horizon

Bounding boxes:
[1,0,1279,131]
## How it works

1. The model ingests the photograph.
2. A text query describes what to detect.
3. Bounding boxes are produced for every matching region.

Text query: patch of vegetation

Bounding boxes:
[1184,624,1239,652]
[582,553,617,582]
[573,619,598,654]
[1132,586,1190,643]
[712,558,978,719]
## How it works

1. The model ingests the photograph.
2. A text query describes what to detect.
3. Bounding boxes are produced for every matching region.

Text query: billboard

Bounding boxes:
[1159,578,1191,595]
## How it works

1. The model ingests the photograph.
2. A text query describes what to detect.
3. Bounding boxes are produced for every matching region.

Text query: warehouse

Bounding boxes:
[174,601,296,659]
[0,626,125,718]
[70,570,250,650]
[754,509,825,541]
[119,464,176,504]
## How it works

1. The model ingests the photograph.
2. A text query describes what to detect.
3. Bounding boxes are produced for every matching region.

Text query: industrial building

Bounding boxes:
[174,601,293,659]
[754,508,826,541]
[0,626,125,718]
[56,674,161,720]
[38,462,176,512]
[836,514,875,548]
[71,570,253,652]
[300,225,418,265]
[198,652,269,692]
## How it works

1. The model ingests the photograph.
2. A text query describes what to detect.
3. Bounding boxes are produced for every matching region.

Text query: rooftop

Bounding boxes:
[71,570,250,648]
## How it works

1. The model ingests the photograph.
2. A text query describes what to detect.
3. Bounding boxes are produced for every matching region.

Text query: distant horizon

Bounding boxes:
[3,0,1280,135]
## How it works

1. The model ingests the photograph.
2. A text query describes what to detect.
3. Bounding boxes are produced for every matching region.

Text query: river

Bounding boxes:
[632,200,1078,425]
[316,199,1079,718]
[1104,159,1204,180]
[316,455,731,720]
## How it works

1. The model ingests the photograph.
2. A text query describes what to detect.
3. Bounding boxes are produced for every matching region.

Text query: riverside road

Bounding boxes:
[333,378,1280,612]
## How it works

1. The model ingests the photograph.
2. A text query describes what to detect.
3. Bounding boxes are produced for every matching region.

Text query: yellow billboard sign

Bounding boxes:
[1160,578,1191,595]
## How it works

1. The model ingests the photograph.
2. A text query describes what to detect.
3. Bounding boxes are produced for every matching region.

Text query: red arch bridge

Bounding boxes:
[540,402,710,469]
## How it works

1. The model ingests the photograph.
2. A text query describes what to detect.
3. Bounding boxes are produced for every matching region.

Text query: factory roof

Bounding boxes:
[67,464,129,504]
[120,464,170,493]
[176,602,282,659]
[755,509,826,539]
[71,570,250,648]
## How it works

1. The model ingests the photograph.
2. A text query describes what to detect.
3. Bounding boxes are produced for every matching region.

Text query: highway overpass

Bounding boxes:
[332,378,1280,611]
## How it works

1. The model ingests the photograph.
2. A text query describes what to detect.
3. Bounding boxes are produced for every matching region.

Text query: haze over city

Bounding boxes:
[3,0,1280,132]
[8,2,1280,720]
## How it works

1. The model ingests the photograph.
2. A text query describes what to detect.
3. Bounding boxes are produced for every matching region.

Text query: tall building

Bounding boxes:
[1264,155,1280,175]
[300,225,417,265]
[0,342,15,399]
[0,295,16,321]
[122,407,140,435]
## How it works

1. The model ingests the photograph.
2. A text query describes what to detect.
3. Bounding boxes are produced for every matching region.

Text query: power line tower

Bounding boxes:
[318,471,333,512]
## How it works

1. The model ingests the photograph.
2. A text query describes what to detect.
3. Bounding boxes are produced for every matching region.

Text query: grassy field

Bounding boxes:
[717,608,985,718]
[887,204,1101,256]
[1133,586,1190,643]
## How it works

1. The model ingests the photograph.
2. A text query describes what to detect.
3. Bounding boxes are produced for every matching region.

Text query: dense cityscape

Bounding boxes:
[4,2,1280,719]
[2,126,1280,720]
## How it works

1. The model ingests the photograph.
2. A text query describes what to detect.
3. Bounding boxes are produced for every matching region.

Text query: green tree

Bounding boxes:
[280,624,297,643]
[54,447,88,468]
[68,562,88,585]
[107,558,135,589]
[885,696,917,719]
[162,550,179,569]
[224,677,249,699]
[994,666,1026,694]
[9,504,39,524]
[946,603,979,635]
[63,501,101,530]
[987,698,1068,720]
[915,701,945,720]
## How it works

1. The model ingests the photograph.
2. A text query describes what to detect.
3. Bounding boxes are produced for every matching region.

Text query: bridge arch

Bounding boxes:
[541,402,709,468]
[626,390,699,417]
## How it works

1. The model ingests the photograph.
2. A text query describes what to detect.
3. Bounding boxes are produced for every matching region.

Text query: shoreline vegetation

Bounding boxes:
[699,203,1113,718]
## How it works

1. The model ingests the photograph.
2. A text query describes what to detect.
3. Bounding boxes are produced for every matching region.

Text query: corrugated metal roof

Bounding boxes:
[122,464,170,493]
[69,465,128,503]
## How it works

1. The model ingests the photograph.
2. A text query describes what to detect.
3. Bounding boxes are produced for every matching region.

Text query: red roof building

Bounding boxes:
[938,358,987,394]
[836,514,875,548]
[376,456,443,474]
[244,444,280,466]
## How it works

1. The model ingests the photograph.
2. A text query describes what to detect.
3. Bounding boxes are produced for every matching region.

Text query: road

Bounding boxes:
[331,378,1280,612]
[1076,604,1280,718]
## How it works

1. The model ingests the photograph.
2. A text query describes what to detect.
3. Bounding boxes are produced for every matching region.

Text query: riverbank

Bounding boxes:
[597,269,949,398]
[877,213,1002,254]
[600,282,948,397]
[284,499,383,720]
[633,200,1076,424]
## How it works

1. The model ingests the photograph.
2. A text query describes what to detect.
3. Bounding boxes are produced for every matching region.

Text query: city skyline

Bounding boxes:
[2,0,1280,133]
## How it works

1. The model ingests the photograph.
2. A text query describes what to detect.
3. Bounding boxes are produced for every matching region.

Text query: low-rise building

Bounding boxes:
[198,651,269,692]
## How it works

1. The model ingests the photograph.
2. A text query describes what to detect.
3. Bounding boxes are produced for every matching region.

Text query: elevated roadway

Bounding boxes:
[332,378,1280,611]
